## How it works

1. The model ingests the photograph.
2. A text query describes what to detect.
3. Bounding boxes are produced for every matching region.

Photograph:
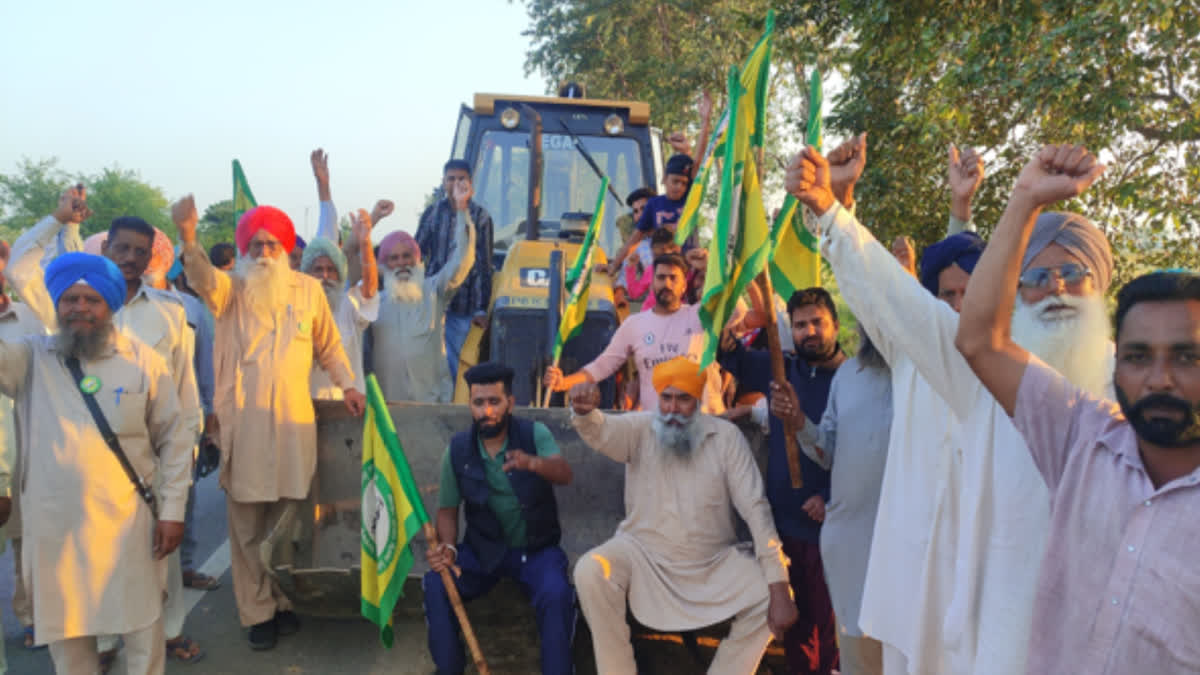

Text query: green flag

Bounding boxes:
[768,68,823,299]
[552,178,608,362]
[232,159,257,225]
[696,12,776,368]
[361,374,428,647]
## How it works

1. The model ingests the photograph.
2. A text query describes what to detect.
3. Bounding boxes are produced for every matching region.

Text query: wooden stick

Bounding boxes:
[755,271,804,488]
[541,357,560,408]
[422,523,490,675]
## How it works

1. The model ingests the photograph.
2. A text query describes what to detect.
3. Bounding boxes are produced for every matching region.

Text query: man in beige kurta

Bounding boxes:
[8,206,205,662]
[568,357,797,674]
[174,196,362,649]
[0,252,192,675]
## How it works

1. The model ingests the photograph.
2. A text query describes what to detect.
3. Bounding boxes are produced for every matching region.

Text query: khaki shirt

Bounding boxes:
[182,242,354,502]
[0,303,48,543]
[0,331,192,643]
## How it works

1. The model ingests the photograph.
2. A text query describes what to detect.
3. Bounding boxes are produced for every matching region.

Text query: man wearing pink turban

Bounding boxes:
[174,196,362,651]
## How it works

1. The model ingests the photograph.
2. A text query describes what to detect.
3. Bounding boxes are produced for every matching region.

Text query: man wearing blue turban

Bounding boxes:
[0,249,193,674]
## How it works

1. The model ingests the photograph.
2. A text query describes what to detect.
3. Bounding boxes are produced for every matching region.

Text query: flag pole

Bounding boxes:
[754,147,804,488]
[541,357,558,408]
[422,523,491,675]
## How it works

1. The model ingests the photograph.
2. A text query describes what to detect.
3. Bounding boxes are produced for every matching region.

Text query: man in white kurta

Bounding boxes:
[371,183,475,403]
[568,357,795,674]
[786,141,1115,675]
[0,252,192,675]
[174,196,362,650]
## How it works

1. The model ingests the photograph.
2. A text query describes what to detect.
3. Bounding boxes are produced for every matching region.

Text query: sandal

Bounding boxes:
[23,625,46,650]
[166,635,205,664]
[182,570,221,591]
[99,648,118,673]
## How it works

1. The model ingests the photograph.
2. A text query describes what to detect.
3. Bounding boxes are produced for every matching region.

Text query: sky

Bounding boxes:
[0,0,544,239]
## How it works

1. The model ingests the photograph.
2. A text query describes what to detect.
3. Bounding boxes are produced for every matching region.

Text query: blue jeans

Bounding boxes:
[444,312,472,381]
[422,544,575,675]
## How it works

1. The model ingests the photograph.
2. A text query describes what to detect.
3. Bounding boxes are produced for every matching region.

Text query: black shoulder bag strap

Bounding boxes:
[64,356,159,519]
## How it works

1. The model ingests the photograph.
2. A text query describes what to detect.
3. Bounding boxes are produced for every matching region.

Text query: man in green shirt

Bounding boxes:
[423,362,575,675]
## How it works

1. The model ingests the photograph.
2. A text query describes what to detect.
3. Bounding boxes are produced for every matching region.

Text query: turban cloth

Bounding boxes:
[295,235,307,250]
[83,232,107,255]
[46,252,126,312]
[919,231,986,296]
[1022,212,1114,293]
[144,228,175,281]
[651,356,706,400]
[379,230,420,263]
[300,237,348,284]
[235,206,297,256]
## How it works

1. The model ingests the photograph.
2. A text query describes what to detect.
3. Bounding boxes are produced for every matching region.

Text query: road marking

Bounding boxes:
[182,539,231,616]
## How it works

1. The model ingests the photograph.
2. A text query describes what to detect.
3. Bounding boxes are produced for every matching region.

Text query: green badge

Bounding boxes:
[79,375,102,394]
[298,321,309,334]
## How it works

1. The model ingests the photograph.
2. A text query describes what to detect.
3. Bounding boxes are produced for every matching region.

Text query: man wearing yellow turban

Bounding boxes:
[568,357,797,674]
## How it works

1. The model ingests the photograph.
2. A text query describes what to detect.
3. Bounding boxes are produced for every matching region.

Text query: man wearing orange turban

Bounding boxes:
[174,195,363,650]
[567,357,797,674]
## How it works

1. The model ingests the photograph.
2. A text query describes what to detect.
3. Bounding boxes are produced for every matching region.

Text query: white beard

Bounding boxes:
[237,254,290,318]
[651,410,702,459]
[386,263,426,304]
[1011,293,1112,397]
[322,281,342,313]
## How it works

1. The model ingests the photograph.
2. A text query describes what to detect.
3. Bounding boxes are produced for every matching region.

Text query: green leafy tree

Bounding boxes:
[82,166,175,240]
[199,199,236,250]
[521,0,1199,288]
[0,157,72,242]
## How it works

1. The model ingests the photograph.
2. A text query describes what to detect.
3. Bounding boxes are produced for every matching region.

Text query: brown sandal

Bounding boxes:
[165,635,205,663]
[182,570,221,590]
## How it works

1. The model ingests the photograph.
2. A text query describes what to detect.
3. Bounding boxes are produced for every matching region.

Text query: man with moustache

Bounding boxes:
[718,287,845,675]
[301,209,379,401]
[0,252,193,674]
[9,196,206,665]
[569,357,796,674]
[787,140,1115,675]
[422,362,574,675]
[956,143,1200,673]
[174,196,363,650]
[543,254,726,413]
[371,179,475,403]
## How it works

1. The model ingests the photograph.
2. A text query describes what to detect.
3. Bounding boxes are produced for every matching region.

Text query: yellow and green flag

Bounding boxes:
[361,374,427,647]
[552,177,608,362]
[696,11,776,368]
[232,159,258,224]
[768,68,823,299]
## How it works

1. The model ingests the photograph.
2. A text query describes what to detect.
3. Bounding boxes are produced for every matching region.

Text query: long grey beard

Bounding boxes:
[323,283,342,313]
[1012,293,1113,397]
[236,254,290,318]
[386,264,426,304]
[652,411,700,459]
[56,319,116,361]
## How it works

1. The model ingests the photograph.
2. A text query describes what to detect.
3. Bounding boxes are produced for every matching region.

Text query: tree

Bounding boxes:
[0,157,71,242]
[199,199,236,250]
[82,166,175,240]
[521,0,1199,287]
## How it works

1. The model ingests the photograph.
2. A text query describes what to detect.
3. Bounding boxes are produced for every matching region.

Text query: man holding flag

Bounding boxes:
[423,362,575,675]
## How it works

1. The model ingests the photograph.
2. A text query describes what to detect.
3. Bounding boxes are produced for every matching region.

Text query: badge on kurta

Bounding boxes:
[79,375,102,394]
[298,321,309,334]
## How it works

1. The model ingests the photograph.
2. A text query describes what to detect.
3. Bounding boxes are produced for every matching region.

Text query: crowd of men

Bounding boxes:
[0,126,1195,675]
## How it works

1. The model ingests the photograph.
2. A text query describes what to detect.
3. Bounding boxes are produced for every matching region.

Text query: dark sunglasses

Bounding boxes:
[1019,263,1092,290]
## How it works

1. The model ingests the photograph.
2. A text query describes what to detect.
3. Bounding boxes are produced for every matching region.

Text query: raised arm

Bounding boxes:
[947,144,985,233]
[311,148,340,242]
[173,195,234,317]
[568,381,640,464]
[427,180,475,297]
[349,209,378,302]
[786,143,979,420]
[0,252,34,399]
[7,186,91,329]
[955,144,1105,415]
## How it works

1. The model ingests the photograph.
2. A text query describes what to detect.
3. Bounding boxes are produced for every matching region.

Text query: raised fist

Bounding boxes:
[53,184,91,224]
[948,144,985,202]
[1013,144,1105,208]
[569,381,601,416]
[349,208,372,245]
[172,194,199,244]
[666,131,690,155]
[827,133,867,208]
[310,149,330,185]
[370,199,395,224]
[784,147,836,216]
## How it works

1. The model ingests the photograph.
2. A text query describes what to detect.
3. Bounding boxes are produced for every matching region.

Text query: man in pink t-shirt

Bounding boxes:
[545,254,725,413]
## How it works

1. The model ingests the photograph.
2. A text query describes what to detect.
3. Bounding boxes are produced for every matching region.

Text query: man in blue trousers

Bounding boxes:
[422,361,575,674]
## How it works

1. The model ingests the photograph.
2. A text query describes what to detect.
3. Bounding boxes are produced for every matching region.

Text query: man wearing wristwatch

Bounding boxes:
[422,361,575,675]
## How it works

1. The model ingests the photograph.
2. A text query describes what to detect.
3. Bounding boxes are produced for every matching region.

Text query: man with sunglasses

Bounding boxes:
[786,139,1114,675]
[956,143,1200,673]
